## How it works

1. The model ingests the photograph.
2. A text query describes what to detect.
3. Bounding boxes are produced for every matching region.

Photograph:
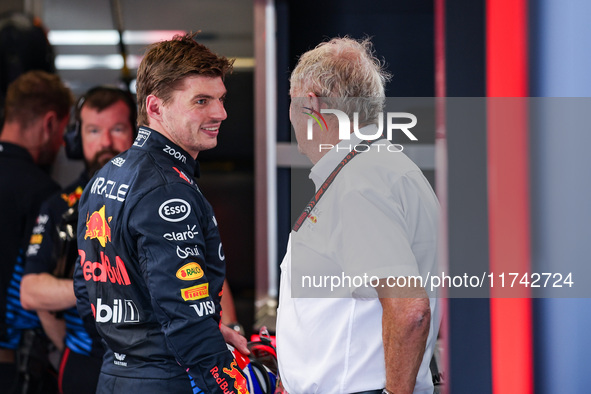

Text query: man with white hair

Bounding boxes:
[276,37,441,394]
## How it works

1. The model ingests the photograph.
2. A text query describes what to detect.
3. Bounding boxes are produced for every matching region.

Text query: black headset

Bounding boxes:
[64,86,138,160]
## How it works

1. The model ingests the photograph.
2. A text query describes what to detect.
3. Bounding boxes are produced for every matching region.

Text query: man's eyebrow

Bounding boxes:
[193,92,227,100]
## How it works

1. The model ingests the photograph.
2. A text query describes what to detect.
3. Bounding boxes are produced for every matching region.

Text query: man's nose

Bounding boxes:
[210,100,227,121]
[100,130,113,147]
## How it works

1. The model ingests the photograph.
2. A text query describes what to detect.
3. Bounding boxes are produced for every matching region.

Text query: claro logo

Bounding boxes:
[158,199,191,222]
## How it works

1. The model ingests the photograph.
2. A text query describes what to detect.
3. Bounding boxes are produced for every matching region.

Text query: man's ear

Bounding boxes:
[41,111,58,144]
[146,95,163,122]
[306,92,322,113]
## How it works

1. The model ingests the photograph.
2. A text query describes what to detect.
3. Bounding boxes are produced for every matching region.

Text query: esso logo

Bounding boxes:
[158,199,191,222]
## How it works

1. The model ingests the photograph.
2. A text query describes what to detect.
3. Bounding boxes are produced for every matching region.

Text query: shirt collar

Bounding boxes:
[309,124,379,191]
[132,126,198,177]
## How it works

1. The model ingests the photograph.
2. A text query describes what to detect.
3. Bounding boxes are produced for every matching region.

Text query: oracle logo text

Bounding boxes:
[90,177,129,202]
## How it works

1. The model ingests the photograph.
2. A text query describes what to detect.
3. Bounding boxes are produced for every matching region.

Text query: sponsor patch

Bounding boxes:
[176,245,200,259]
[181,283,209,301]
[84,206,112,247]
[90,177,128,202]
[29,234,43,245]
[32,214,49,234]
[223,360,249,394]
[190,300,215,317]
[94,298,139,323]
[78,249,131,286]
[163,145,187,163]
[61,186,83,207]
[176,262,204,280]
[210,360,248,394]
[111,157,126,167]
[26,244,41,257]
[114,352,127,367]
[158,199,191,222]
[163,224,199,241]
[133,128,151,147]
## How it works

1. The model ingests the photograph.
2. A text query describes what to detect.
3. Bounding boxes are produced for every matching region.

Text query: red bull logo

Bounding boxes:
[78,249,131,286]
[85,205,112,247]
[61,186,83,207]
[223,360,248,394]
[210,361,249,394]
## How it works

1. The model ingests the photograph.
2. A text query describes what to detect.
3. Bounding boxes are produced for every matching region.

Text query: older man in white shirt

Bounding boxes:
[276,37,441,394]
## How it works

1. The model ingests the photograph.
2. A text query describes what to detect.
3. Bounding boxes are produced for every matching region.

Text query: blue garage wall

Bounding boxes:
[530,1,591,393]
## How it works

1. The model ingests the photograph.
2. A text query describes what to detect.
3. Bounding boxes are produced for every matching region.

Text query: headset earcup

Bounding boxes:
[64,122,83,160]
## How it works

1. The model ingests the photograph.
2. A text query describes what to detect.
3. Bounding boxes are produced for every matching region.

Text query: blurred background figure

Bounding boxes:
[0,11,55,126]
[0,70,72,394]
[20,86,137,394]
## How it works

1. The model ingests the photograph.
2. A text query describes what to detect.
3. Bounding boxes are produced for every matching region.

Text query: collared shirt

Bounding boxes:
[277,126,441,393]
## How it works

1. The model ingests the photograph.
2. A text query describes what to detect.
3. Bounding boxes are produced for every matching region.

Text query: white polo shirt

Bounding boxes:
[276,127,441,394]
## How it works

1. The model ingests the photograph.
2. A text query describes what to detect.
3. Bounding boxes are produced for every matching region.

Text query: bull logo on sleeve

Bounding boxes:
[85,205,112,247]
[223,360,248,394]
[211,360,249,394]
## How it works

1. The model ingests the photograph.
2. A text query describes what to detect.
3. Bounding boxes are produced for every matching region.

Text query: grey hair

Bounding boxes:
[290,36,392,125]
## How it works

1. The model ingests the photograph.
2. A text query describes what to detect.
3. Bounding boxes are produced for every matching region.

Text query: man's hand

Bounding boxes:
[377,277,431,394]
[220,323,250,356]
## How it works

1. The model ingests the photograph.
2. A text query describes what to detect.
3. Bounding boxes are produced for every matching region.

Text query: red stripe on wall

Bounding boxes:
[486,0,533,393]
[434,0,449,388]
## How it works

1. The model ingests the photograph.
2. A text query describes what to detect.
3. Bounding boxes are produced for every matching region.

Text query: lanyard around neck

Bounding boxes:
[292,137,384,232]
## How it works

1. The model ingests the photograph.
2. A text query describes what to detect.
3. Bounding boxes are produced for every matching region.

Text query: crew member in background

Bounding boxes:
[21,86,137,394]
[0,70,72,394]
